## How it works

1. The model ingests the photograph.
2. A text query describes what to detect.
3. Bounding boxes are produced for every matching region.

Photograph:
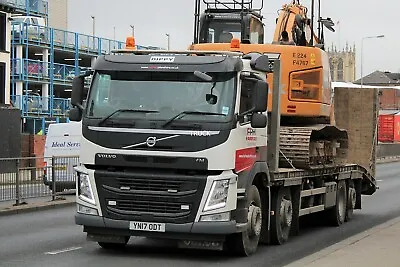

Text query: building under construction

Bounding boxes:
[2,0,159,135]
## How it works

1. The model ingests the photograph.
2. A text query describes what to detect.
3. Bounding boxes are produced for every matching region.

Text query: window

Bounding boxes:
[337,58,344,82]
[249,17,264,44]
[239,79,254,124]
[208,20,242,43]
[0,12,6,51]
[0,63,5,104]
[329,58,334,81]
[290,69,322,101]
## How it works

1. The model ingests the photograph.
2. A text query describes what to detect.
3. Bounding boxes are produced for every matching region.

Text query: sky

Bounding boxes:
[67,0,396,79]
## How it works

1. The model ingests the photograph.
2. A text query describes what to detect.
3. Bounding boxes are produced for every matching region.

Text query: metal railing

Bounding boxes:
[11,58,91,83]
[2,0,48,17]
[11,22,160,56]
[11,95,72,117]
[0,156,79,205]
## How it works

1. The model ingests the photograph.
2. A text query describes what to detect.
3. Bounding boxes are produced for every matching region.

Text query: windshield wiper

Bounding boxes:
[162,111,226,128]
[98,109,159,126]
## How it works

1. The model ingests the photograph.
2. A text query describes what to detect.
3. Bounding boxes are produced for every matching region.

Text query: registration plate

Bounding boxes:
[129,221,165,232]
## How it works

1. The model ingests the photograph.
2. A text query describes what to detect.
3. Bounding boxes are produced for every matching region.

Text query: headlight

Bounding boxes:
[77,204,98,215]
[204,179,230,211]
[200,211,230,222]
[78,172,95,205]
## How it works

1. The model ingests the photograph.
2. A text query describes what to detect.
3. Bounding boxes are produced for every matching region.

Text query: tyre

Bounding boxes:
[270,187,293,245]
[345,180,356,222]
[227,185,262,256]
[327,180,347,226]
[98,236,130,250]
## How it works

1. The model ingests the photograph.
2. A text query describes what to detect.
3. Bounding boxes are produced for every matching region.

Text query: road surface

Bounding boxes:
[0,162,399,267]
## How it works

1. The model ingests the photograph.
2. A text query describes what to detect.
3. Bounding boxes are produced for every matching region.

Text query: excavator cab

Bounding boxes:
[193,0,264,44]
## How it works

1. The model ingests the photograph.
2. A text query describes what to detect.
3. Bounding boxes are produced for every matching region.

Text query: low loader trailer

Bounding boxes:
[69,48,377,256]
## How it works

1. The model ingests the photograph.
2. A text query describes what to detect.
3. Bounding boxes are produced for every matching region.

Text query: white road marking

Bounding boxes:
[45,246,82,255]
[377,180,383,182]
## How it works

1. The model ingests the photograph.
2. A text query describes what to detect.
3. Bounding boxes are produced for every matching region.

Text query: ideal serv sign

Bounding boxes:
[52,141,81,148]
[44,121,82,157]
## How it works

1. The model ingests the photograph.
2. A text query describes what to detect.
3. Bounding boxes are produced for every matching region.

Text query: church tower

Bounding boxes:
[327,43,356,82]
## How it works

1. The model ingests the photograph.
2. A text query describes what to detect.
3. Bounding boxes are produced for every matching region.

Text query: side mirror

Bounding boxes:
[252,80,268,112]
[251,113,267,128]
[243,53,271,73]
[251,55,271,73]
[71,76,85,110]
[69,107,82,122]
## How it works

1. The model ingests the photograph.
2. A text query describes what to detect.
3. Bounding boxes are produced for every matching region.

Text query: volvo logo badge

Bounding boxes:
[146,136,157,147]
[122,134,180,149]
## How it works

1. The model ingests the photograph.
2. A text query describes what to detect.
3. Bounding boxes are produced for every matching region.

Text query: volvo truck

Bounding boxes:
[69,47,377,256]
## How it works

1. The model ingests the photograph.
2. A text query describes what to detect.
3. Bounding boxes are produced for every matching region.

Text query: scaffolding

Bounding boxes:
[8,0,161,134]
[5,0,48,21]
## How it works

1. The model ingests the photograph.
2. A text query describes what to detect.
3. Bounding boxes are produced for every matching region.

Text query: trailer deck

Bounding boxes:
[270,164,377,195]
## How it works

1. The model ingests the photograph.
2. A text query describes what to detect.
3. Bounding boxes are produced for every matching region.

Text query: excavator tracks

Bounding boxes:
[279,125,349,169]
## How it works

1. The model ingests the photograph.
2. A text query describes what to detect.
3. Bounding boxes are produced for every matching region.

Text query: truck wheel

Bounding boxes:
[98,236,130,250]
[327,180,347,226]
[271,187,293,245]
[345,180,356,222]
[227,185,262,256]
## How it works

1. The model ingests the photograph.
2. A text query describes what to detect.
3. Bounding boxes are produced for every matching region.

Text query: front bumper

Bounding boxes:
[76,213,246,240]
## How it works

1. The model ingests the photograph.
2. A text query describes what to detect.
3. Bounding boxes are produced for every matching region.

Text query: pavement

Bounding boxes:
[285,216,400,267]
[0,195,75,216]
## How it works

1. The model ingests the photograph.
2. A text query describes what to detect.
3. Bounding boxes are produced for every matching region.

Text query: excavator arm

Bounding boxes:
[273,1,312,45]
[272,0,334,48]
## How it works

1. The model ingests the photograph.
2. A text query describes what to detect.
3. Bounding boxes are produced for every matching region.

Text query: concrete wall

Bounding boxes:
[334,87,379,176]
[48,0,68,30]
[0,11,11,105]
[377,143,400,158]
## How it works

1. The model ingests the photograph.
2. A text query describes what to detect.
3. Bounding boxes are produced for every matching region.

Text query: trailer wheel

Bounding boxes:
[345,180,356,222]
[271,187,293,245]
[327,180,347,226]
[98,237,130,250]
[227,185,262,256]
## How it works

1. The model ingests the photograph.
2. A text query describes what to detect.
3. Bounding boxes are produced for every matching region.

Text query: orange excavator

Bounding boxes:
[189,0,345,169]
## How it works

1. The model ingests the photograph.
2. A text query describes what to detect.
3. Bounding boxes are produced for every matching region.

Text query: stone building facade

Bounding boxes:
[327,43,356,82]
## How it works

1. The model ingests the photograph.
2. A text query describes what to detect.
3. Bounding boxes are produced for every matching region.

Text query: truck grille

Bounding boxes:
[95,171,206,224]
[115,177,197,193]
[107,199,190,216]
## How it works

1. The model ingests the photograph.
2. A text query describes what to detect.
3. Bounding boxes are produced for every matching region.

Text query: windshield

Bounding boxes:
[208,20,242,43]
[203,18,263,44]
[85,71,237,124]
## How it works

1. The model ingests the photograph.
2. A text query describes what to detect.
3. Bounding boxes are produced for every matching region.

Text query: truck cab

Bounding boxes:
[69,48,271,255]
